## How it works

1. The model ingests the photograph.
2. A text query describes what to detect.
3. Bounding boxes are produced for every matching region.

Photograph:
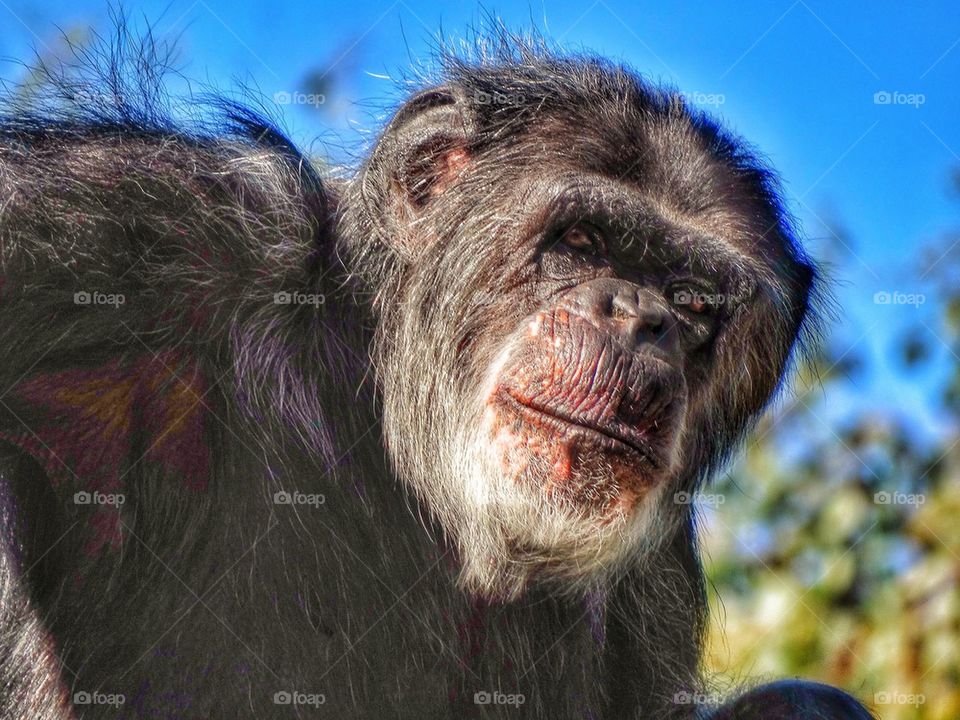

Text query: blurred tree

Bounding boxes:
[704,186,960,720]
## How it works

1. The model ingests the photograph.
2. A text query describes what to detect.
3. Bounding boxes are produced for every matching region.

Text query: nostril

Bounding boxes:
[610,293,638,321]
[611,302,632,321]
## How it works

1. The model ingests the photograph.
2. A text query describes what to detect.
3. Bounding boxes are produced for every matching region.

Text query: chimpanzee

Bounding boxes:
[0,26,874,720]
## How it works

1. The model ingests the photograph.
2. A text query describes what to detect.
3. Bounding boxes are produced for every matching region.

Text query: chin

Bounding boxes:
[445,333,689,600]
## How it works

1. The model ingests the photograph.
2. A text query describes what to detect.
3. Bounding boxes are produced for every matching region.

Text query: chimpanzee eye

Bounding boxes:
[560,223,604,254]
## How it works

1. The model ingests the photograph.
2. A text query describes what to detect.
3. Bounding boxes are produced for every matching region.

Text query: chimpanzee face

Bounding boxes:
[351,70,813,598]
[480,180,736,519]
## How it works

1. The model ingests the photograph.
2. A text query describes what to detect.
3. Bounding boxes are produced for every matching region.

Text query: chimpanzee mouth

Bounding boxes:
[495,388,664,471]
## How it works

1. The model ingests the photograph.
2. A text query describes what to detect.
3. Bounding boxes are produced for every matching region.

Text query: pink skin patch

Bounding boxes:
[428,147,472,199]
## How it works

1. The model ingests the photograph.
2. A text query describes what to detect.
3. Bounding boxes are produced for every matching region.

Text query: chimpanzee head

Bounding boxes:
[344,42,816,599]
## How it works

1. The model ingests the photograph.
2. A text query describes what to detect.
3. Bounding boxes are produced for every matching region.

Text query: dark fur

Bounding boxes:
[0,24,871,720]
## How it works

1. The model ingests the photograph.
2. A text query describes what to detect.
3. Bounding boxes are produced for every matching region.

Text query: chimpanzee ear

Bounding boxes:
[383,86,475,210]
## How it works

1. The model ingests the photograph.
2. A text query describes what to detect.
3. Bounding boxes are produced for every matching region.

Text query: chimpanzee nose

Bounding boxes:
[563,278,679,354]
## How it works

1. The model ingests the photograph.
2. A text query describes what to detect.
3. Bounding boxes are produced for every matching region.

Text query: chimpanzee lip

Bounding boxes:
[497,388,662,470]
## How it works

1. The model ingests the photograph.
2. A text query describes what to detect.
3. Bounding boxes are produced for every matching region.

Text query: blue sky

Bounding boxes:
[2,0,958,436]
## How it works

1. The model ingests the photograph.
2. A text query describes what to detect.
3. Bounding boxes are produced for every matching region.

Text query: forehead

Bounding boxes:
[439,61,806,282]
[507,119,783,268]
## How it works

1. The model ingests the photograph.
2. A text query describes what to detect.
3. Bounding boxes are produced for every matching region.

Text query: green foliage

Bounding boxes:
[704,231,960,719]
